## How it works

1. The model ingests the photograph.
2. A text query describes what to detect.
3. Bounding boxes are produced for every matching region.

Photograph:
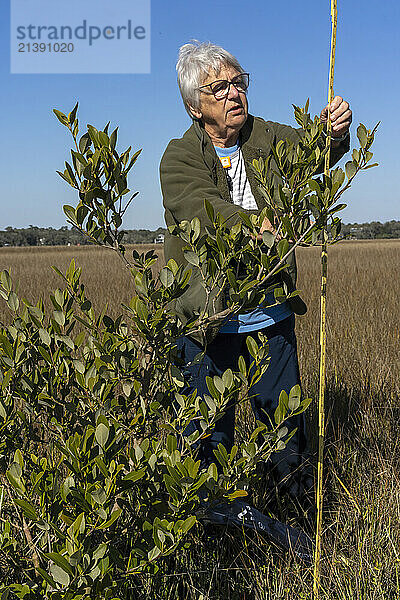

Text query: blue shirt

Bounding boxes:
[219,292,293,333]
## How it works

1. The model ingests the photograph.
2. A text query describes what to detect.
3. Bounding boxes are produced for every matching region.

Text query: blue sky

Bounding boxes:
[1,0,399,230]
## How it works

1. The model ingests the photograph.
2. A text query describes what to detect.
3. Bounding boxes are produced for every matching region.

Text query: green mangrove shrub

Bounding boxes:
[0,103,377,599]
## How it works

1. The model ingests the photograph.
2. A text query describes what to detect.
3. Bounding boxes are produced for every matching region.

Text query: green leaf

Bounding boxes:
[56,170,74,186]
[65,161,76,186]
[227,269,237,290]
[110,127,118,149]
[148,546,161,561]
[0,401,7,419]
[123,468,146,482]
[54,289,64,307]
[46,552,74,577]
[274,390,288,425]
[53,310,65,326]
[308,179,322,196]
[277,426,288,439]
[204,198,215,222]
[208,462,218,481]
[53,109,69,126]
[79,132,91,154]
[171,365,185,388]
[14,499,38,521]
[97,508,122,529]
[73,359,85,374]
[60,476,75,501]
[227,489,248,500]
[345,161,357,180]
[49,563,70,587]
[357,124,367,148]
[181,515,196,533]
[39,328,51,346]
[301,397,312,412]
[277,239,289,259]
[73,512,85,534]
[95,423,109,448]
[126,148,142,171]
[91,487,106,505]
[238,355,246,376]
[87,124,99,146]
[166,258,179,275]
[37,567,57,587]
[262,230,275,248]
[14,449,23,467]
[329,203,347,215]
[38,346,51,362]
[94,456,109,478]
[0,334,13,358]
[63,205,78,225]
[159,267,174,288]
[221,368,233,389]
[206,376,219,399]
[213,376,225,395]
[167,435,177,454]
[1,269,12,292]
[164,474,180,501]
[365,150,373,162]
[98,131,109,146]
[122,380,133,396]
[6,470,25,493]
[68,102,79,125]
[7,291,19,312]
[246,336,258,359]
[191,217,201,241]
[93,542,107,560]
[183,251,200,267]
[288,384,301,411]
[81,300,92,312]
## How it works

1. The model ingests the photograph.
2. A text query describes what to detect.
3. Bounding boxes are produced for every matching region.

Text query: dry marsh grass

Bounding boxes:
[0,239,399,598]
[2,240,397,397]
[296,239,400,400]
[0,244,161,322]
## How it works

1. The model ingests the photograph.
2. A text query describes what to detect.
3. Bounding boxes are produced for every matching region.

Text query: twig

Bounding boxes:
[187,220,316,337]
[22,516,40,573]
[1,475,40,574]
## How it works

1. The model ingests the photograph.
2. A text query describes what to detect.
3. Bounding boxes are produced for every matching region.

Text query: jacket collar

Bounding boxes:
[190,115,270,210]
[191,114,270,159]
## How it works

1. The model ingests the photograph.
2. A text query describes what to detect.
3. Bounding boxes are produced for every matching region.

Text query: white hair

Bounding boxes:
[176,40,245,119]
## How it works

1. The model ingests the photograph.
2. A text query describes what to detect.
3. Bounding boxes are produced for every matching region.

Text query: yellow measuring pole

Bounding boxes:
[313,1,337,598]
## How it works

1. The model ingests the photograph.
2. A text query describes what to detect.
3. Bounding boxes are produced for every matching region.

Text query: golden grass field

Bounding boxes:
[1,240,397,398]
[0,239,399,598]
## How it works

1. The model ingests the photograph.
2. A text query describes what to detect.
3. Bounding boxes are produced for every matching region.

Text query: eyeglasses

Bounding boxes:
[197,73,250,99]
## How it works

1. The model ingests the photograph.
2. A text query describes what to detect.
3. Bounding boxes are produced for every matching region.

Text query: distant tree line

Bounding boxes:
[340,220,400,239]
[0,226,166,247]
[0,221,399,247]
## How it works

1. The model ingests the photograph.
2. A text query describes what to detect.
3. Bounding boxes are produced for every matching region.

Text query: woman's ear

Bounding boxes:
[187,103,202,120]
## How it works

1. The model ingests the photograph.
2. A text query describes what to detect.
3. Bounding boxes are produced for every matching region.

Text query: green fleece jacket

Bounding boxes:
[160,114,349,344]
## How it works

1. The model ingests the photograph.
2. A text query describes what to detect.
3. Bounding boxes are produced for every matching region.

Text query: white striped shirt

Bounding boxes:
[214,144,258,210]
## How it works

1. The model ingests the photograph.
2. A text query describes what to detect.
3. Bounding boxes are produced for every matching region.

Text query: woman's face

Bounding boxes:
[190,64,248,142]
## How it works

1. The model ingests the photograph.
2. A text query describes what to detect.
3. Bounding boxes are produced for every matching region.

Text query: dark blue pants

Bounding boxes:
[176,315,311,499]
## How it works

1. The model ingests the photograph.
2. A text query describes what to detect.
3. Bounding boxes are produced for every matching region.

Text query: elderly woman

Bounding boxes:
[160,41,351,505]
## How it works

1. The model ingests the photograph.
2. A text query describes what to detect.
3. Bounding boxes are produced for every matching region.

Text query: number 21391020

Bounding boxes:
[18,42,74,52]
